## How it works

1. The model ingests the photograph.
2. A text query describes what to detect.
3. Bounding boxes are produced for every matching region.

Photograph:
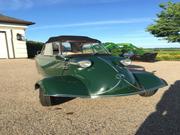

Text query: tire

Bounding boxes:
[139,89,158,97]
[39,89,52,106]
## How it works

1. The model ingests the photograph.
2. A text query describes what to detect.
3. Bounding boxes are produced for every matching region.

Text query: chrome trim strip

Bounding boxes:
[44,88,160,98]
[95,80,121,95]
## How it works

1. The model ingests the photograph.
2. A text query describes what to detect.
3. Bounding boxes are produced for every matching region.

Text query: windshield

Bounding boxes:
[61,42,110,56]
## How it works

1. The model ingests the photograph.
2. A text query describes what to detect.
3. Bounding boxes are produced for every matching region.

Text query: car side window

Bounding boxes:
[43,42,60,56]
[52,42,60,55]
[82,44,94,54]
[61,42,83,56]
[62,42,72,55]
[43,43,53,56]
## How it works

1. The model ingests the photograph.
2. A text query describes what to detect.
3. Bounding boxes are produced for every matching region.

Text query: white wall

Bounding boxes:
[12,29,27,58]
[0,23,28,58]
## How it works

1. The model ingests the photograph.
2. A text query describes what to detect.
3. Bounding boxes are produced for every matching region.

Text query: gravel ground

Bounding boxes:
[0,59,180,135]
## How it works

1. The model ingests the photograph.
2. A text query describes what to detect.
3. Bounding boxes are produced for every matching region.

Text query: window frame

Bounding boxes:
[41,42,61,56]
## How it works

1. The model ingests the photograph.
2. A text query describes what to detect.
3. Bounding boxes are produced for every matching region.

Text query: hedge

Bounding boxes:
[26,40,44,58]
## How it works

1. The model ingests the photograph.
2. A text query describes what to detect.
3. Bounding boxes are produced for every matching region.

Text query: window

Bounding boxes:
[43,43,53,56]
[43,42,60,56]
[42,42,109,56]
[82,43,109,55]
[82,44,94,54]
[17,33,25,41]
[62,42,74,55]
[60,42,109,56]
[52,42,60,55]
[91,44,108,54]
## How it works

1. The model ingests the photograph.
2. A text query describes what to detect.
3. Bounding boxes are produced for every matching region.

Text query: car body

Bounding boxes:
[35,35,167,106]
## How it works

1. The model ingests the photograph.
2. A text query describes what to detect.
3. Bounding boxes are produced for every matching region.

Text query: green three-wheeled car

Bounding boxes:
[35,35,167,106]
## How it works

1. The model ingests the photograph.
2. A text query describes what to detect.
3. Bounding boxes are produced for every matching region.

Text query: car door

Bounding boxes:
[35,42,65,77]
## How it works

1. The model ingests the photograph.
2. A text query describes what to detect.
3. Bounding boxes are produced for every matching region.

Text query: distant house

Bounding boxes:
[0,14,34,59]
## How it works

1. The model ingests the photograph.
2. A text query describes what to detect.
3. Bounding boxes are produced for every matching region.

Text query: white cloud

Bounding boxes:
[0,0,33,10]
[45,0,122,4]
[31,18,152,30]
[0,0,122,11]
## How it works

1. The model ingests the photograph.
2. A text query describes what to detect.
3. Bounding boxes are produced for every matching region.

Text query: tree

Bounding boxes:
[147,1,180,43]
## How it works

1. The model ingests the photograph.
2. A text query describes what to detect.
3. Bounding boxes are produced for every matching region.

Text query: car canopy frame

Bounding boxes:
[46,35,101,43]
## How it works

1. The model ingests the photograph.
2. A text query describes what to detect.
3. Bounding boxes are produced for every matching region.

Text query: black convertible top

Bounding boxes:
[46,35,101,43]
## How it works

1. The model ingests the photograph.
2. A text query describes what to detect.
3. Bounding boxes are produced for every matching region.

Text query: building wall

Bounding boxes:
[12,29,27,58]
[0,23,28,58]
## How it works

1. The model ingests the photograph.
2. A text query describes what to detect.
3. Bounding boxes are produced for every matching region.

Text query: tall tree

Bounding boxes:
[147,1,180,43]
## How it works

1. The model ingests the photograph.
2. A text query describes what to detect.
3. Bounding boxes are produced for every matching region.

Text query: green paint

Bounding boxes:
[35,54,167,98]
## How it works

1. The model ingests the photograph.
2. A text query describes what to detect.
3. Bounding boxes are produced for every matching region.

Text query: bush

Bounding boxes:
[111,49,122,56]
[26,40,44,58]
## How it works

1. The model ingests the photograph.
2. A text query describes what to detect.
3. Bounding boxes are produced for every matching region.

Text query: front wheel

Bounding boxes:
[139,89,158,97]
[39,89,52,106]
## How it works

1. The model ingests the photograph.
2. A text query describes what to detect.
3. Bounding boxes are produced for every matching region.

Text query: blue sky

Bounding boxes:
[0,0,179,48]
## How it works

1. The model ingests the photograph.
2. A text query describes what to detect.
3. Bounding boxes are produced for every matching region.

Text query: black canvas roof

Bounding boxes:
[46,35,101,43]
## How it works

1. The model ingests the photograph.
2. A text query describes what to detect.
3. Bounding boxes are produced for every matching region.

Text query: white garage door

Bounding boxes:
[0,32,8,58]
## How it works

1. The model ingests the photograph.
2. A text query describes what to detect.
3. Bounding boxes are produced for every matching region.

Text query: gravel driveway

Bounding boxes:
[0,59,180,135]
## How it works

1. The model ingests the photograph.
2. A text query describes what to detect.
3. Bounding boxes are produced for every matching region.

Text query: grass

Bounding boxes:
[145,48,180,61]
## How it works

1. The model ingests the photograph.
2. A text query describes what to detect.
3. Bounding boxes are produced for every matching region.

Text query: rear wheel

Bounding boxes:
[139,89,158,97]
[39,89,52,106]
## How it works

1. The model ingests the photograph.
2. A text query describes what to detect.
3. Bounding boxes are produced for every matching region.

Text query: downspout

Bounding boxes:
[4,32,10,59]
[10,29,16,58]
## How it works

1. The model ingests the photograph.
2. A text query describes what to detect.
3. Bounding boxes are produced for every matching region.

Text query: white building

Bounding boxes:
[0,14,34,59]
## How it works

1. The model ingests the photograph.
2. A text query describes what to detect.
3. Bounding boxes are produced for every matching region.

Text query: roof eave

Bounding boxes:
[0,21,35,26]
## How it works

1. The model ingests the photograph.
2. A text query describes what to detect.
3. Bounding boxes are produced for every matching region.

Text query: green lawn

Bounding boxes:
[144,48,180,61]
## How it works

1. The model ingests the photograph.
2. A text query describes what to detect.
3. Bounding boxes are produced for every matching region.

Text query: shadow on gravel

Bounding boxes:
[52,97,75,106]
[136,80,180,135]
